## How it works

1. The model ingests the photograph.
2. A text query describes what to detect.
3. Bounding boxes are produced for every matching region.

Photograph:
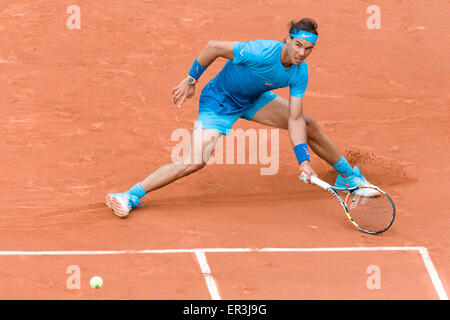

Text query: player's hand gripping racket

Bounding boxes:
[299,173,395,234]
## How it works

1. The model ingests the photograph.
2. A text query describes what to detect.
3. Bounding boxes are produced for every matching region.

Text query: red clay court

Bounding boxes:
[0,0,448,299]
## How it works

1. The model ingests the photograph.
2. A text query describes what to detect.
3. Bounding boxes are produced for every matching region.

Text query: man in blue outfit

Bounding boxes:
[106,18,374,217]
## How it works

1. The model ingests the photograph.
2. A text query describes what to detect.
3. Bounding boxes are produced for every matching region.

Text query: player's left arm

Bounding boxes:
[172,41,235,107]
[288,95,317,183]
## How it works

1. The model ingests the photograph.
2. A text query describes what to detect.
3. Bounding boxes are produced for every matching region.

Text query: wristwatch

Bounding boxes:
[186,75,197,85]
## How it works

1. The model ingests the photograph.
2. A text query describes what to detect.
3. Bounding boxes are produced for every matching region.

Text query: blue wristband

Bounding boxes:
[293,143,310,164]
[189,58,207,80]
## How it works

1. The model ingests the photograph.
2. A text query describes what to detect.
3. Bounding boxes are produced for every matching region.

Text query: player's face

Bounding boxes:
[288,38,314,65]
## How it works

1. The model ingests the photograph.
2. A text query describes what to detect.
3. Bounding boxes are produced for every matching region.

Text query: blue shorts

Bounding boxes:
[194,91,278,135]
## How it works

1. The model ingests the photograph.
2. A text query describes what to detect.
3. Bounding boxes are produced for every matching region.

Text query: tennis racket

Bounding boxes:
[299,173,395,234]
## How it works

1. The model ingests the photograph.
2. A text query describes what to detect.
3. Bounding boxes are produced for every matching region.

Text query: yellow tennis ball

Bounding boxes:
[90,276,103,289]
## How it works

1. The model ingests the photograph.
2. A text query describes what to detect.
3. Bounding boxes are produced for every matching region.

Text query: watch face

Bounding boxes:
[187,76,195,84]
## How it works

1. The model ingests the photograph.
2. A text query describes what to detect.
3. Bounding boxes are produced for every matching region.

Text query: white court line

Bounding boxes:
[194,252,221,300]
[418,248,448,300]
[0,247,446,300]
[0,246,424,255]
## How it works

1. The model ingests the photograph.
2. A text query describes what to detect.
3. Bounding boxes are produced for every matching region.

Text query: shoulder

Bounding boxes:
[298,61,308,72]
[251,39,282,48]
[292,61,309,79]
[233,40,282,56]
[289,62,309,97]
[235,39,279,50]
[233,40,282,65]
[289,62,309,86]
[251,39,283,54]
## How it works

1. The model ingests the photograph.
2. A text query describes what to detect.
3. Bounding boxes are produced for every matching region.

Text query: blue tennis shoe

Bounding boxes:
[334,166,379,197]
[106,192,144,218]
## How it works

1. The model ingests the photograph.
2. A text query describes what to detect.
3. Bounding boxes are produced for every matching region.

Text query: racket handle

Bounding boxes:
[299,172,331,190]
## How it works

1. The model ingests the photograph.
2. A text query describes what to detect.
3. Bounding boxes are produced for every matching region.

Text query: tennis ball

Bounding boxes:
[90,276,103,289]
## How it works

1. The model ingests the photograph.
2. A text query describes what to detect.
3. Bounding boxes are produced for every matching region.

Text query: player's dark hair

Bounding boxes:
[289,18,318,36]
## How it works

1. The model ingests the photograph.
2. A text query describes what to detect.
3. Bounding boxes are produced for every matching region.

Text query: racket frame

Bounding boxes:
[299,173,395,234]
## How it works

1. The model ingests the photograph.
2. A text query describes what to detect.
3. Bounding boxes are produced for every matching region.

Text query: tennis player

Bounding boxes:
[106,18,374,217]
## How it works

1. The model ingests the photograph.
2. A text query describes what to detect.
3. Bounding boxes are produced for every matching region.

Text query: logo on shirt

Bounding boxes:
[265,82,274,86]
[239,49,244,56]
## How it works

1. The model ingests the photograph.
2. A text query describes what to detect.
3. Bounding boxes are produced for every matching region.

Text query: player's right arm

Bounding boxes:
[197,40,235,66]
[172,41,235,107]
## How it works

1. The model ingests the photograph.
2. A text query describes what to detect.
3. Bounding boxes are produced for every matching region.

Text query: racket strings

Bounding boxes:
[344,189,395,233]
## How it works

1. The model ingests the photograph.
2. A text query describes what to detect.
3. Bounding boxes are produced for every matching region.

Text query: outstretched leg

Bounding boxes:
[141,126,222,192]
[107,126,222,217]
